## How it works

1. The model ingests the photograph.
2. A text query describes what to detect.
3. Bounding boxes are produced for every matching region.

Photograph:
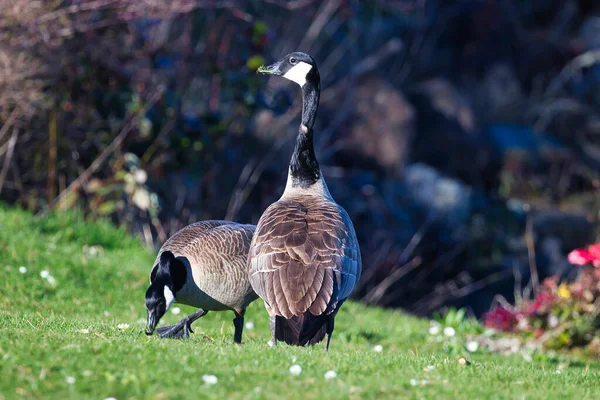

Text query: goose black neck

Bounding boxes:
[155,251,187,293]
[290,69,320,188]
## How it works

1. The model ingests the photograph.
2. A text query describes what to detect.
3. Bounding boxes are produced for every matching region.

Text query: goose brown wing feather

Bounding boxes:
[249,198,361,318]
[151,221,255,282]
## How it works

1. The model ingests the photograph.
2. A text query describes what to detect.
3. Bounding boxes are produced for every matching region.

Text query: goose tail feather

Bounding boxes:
[275,312,328,346]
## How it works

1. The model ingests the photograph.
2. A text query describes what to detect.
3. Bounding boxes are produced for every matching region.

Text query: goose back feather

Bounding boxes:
[151,221,257,312]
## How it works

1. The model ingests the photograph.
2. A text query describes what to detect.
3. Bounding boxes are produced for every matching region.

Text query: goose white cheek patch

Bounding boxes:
[164,286,175,311]
[283,61,313,87]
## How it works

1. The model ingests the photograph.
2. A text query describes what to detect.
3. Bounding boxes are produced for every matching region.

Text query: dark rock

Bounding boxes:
[418,79,476,133]
[403,163,472,234]
[474,64,524,124]
[407,78,501,192]
[332,77,415,176]
[532,209,594,253]
[577,15,600,50]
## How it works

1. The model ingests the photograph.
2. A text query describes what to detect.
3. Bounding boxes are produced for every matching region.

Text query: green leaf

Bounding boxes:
[253,21,268,35]
[97,201,117,215]
[246,55,265,71]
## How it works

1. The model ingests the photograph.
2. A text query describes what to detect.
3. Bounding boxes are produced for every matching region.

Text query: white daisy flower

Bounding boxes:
[104,311,110,317]
[466,341,479,352]
[443,327,456,337]
[171,307,181,315]
[324,370,337,380]
[428,326,440,335]
[245,321,254,330]
[372,344,383,352]
[410,379,418,386]
[202,374,218,385]
[267,340,274,347]
[46,275,57,286]
[104,397,117,400]
[66,376,76,384]
[117,323,129,330]
[19,266,27,274]
[289,364,302,376]
[40,270,50,279]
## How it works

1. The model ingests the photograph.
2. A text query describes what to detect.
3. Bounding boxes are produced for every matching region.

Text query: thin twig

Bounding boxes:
[363,257,422,304]
[490,294,516,312]
[525,210,540,297]
[513,260,523,306]
[545,50,600,97]
[354,237,394,293]
[414,270,513,314]
[47,109,57,204]
[225,136,288,221]
[320,38,403,104]
[0,106,20,147]
[0,127,19,195]
[297,0,341,51]
[397,212,436,265]
[151,216,167,244]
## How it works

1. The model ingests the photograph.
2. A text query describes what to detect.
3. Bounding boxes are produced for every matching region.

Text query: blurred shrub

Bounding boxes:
[484,243,600,353]
[1,0,600,315]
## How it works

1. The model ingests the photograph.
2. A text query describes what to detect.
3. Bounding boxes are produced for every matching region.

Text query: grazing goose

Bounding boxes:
[144,221,258,343]
[251,52,361,350]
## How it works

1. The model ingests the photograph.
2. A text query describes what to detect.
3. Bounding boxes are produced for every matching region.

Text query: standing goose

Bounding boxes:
[144,221,258,343]
[251,52,361,350]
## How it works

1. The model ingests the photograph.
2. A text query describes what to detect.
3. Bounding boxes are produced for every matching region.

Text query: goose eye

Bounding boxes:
[289,57,297,64]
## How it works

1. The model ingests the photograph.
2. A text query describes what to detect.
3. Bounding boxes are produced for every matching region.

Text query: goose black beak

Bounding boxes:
[257,61,282,76]
[145,311,157,336]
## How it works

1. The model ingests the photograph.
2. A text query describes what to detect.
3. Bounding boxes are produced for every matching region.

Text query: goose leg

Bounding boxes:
[324,316,335,352]
[233,311,245,344]
[157,309,208,339]
[269,315,277,347]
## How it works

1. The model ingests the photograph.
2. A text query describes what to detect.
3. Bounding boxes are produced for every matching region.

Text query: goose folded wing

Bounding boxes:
[249,201,361,318]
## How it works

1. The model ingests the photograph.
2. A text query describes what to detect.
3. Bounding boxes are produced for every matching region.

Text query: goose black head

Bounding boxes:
[257,52,319,88]
[144,251,186,335]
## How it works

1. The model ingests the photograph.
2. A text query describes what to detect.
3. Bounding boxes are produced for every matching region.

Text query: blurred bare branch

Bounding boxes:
[0,127,18,196]
[49,87,165,211]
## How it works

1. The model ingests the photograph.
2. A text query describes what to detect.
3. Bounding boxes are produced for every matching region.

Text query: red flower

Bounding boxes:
[484,307,516,331]
[568,245,600,267]
[588,244,600,258]
[526,292,555,315]
[568,249,595,265]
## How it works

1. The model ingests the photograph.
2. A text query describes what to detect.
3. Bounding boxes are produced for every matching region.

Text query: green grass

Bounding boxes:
[1,206,600,400]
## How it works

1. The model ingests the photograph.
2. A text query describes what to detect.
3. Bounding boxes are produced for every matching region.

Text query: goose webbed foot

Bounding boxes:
[156,321,193,339]
[156,309,208,340]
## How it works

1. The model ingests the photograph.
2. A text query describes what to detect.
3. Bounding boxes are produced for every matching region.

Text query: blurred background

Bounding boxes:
[1,0,599,318]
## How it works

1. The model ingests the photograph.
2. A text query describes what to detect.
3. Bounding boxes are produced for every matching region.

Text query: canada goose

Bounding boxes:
[144,221,258,343]
[251,52,361,350]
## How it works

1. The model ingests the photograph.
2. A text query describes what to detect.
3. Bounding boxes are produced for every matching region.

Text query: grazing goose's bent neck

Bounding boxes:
[288,68,321,190]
